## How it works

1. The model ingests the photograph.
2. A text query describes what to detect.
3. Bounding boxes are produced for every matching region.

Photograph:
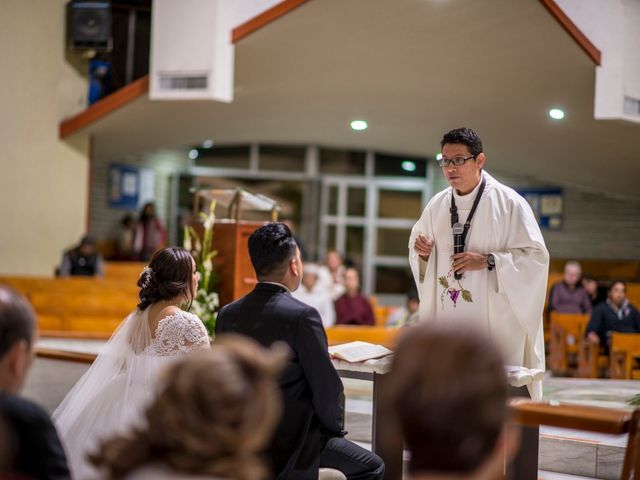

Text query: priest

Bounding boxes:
[409,127,549,399]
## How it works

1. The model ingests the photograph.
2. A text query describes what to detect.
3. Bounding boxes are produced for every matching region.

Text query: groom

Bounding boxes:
[216,223,384,480]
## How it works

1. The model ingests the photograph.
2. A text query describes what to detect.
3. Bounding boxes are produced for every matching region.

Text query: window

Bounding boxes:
[320,148,366,175]
[260,145,306,171]
[375,153,427,178]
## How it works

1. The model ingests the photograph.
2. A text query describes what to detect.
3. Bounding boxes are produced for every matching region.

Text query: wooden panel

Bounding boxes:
[232,0,311,43]
[325,326,399,348]
[509,401,631,434]
[59,76,149,138]
[538,0,601,66]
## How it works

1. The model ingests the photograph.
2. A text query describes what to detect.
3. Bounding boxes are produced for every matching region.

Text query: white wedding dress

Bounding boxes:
[53,308,211,480]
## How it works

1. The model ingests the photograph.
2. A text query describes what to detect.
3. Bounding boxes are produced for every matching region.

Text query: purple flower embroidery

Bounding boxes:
[439,270,473,309]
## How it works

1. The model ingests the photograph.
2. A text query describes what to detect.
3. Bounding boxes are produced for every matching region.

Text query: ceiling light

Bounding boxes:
[350,120,368,131]
[549,108,565,120]
[401,161,417,172]
[188,149,199,160]
[436,153,443,161]
[202,139,214,148]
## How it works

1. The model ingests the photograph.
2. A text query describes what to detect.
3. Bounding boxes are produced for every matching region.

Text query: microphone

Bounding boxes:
[453,223,464,280]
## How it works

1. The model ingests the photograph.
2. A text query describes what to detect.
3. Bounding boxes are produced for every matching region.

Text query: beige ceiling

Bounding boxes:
[79,0,640,198]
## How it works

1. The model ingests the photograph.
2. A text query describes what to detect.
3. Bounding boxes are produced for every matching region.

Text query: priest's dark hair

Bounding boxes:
[440,127,483,157]
[248,223,297,279]
[387,323,507,475]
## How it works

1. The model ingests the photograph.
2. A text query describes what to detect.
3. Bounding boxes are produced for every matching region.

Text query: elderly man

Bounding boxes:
[409,127,549,399]
[549,261,591,314]
[0,285,70,479]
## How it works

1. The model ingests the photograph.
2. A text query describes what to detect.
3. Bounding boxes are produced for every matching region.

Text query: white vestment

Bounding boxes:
[409,171,549,399]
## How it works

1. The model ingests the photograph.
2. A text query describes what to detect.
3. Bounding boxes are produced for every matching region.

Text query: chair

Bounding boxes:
[547,312,589,374]
[610,332,640,379]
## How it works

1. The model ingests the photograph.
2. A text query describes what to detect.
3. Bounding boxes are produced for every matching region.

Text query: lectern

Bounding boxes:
[192,188,280,307]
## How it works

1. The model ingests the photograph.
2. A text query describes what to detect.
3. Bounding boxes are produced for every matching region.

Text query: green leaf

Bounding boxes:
[461,290,473,303]
[438,276,449,289]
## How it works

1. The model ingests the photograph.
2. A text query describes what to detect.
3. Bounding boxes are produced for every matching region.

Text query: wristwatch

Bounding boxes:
[487,254,495,271]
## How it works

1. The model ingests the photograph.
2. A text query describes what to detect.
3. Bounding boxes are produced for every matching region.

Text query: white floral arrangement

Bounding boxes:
[183,200,219,336]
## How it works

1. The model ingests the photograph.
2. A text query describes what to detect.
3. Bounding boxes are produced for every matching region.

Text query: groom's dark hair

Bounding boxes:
[0,285,36,359]
[248,223,297,278]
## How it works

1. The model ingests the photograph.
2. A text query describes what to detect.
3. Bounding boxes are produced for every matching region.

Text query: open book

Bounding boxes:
[329,341,393,363]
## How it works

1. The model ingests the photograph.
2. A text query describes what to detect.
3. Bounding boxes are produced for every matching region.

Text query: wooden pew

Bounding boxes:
[610,332,640,380]
[548,312,590,374]
[0,275,138,337]
[325,326,399,348]
[509,402,640,480]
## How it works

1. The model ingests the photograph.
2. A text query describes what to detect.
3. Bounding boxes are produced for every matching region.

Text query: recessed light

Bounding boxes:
[188,149,199,160]
[202,139,214,148]
[549,108,565,120]
[350,120,368,131]
[401,161,417,172]
[436,153,443,161]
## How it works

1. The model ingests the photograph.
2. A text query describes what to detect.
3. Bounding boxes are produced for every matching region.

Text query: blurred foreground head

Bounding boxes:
[92,334,287,480]
[0,285,36,394]
[388,324,518,479]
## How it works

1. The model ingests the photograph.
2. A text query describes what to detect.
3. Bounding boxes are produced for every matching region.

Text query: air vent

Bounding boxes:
[623,96,640,116]
[158,74,208,91]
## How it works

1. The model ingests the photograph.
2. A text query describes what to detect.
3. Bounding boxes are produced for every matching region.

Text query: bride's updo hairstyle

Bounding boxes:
[90,334,287,480]
[137,247,195,310]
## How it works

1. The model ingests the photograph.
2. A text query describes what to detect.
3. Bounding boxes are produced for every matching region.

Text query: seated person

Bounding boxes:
[335,268,375,326]
[548,261,591,314]
[216,223,383,480]
[91,335,285,480]
[582,274,607,307]
[386,289,419,327]
[0,285,70,479]
[318,250,346,300]
[386,324,519,480]
[58,235,105,277]
[293,263,336,327]
[586,281,640,353]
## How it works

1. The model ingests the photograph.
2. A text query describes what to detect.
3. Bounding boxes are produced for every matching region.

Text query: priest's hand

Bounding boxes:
[451,252,488,273]
[414,234,433,261]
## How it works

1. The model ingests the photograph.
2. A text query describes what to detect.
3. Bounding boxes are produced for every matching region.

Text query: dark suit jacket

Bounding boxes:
[216,282,344,480]
[0,393,71,480]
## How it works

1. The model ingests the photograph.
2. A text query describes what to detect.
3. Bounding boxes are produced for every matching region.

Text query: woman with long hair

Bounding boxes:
[91,335,286,480]
[53,247,210,479]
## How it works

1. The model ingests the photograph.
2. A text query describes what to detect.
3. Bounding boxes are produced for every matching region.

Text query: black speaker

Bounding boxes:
[67,1,112,51]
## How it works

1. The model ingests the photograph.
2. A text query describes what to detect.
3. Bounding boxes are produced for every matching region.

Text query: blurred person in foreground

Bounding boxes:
[0,284,70,479]
[386,324,519,480]
[91,335,286,480]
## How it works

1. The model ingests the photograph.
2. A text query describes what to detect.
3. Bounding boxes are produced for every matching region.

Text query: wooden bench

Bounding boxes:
[509,402,640,479]
[610,332,640,380]
[325,326,399,348]
[0,275,138,337]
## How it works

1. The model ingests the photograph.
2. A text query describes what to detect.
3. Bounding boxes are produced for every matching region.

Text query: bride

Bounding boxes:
[53,247,211,479]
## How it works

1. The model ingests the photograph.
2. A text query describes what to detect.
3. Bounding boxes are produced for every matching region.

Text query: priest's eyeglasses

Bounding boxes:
[437,155,476,167]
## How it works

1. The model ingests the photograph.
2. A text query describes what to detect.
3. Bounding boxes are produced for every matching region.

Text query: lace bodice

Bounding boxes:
[144,311,210,356]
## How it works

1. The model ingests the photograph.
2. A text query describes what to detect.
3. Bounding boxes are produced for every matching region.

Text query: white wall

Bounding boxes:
[555,0,640,122]
[0,0,90,275]
[150,0,282,101]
